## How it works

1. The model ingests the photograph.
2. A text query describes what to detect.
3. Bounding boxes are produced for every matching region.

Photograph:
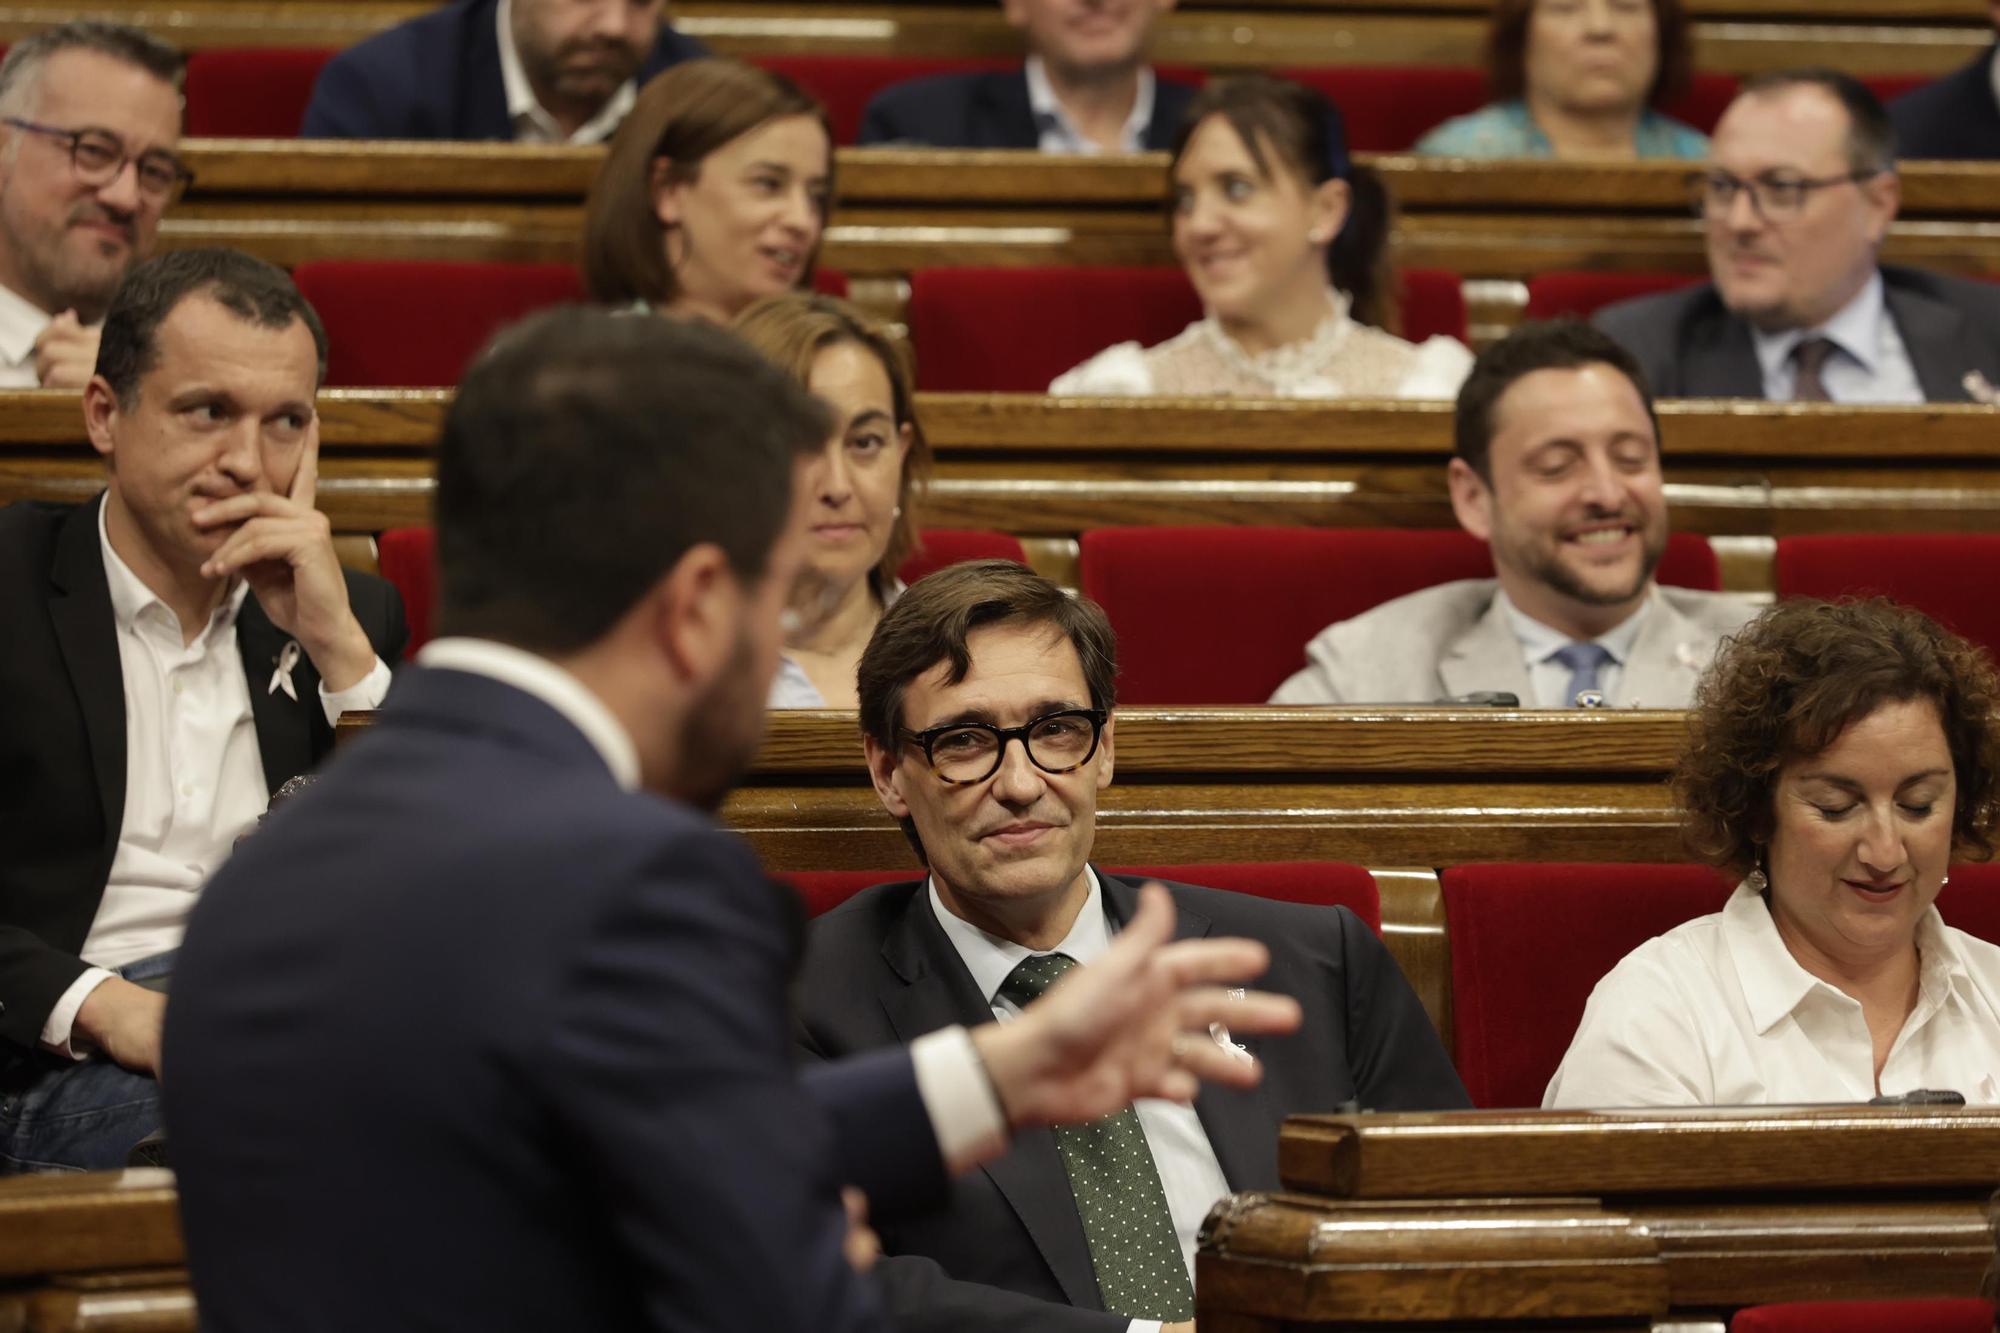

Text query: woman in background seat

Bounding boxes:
[734,293,930,708]
[1415,0,1706,159]
[1547,598,2000,1107]
[584,59,831,323]
[1051,75,1472,400]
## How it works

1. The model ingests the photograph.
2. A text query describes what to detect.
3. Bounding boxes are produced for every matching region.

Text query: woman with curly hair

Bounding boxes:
[1547,597,2000,1106]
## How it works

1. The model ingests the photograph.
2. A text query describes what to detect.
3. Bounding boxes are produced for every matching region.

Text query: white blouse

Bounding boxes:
[1546,882,2000,1108]
[1048,291,1473,400]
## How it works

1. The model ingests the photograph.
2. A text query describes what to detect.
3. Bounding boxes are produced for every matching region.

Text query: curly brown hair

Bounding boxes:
[1676,597,2000,877]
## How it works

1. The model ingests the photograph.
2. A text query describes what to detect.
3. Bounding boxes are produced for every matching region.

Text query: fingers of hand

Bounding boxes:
[191,493,302,530]
[1168,1032,1263,1091]
[288,431,320,506]
[1176,987,1301,1038]
[1154,936,1273,988]
[200,519,319,580]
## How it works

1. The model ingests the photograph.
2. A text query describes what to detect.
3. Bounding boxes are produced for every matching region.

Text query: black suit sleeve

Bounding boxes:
[1337,909,1471,1110]
[856,90,907,146]
[301,46,401,138]
[872,1254,1128,1333]
[0,931,89,1053]
[346,569,409,666]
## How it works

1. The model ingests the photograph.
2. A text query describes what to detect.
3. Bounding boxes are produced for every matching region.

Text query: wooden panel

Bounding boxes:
[1371,869,1451,1057]
[0,1171,182,1279]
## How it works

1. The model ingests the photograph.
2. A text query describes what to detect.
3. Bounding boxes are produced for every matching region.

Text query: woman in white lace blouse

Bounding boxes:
[1051,75,1474,399]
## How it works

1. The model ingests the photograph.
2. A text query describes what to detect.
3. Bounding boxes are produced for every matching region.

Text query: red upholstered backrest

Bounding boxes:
[185,48,336,137]
[1441,863,1734,1109]
[898,529,1027,586]
[1774,534,2000,661]
[1526,270,1705,322]
[294,261,586,387]
[1660,71,1742,134]
[754,55,1017,145]
[1077,526,1719,705]
[1398,269,1468,344]
[376,527,437,657]
[909,267,1202,392]
[1860,74,1933,107]
[783,861,1379,929]
[1934,862,2000,947]
[1280,66,1488,151]
[1731,1301,1996,1333]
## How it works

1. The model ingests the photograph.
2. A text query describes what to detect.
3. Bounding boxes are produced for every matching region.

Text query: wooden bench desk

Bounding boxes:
[0,1168,193,1333]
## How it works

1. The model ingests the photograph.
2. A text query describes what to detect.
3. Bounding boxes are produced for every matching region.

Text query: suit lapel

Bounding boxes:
[237,596,315,797]
[971,71,1041,150]
[48,496,127,850]
[1436,591,1534,703]
[1618,593,1709,707]
[460,0,514,140]
[878,888,1104,1308]
[1688,309,1768,398]
[1884,280,1976,402]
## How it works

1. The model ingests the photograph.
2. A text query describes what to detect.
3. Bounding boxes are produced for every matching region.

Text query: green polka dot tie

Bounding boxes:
[998,952,1195,1321]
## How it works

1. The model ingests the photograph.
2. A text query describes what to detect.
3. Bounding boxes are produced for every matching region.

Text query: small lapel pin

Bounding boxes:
[1673,640,1708,673]
[1210,988,1254,1063]
[269,640,301,701]
[1963,371,1998,406]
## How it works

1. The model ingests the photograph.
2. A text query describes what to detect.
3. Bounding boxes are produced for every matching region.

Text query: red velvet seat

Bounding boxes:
[1076,526,1719,705]
[1440,863,1734,1109]
[294,261,587,387]
[1731,1300,1995,1333]
[784,861,1380,927]
[1526,270,1704,322]
[185,47,336,137]
[1280,66,1487,152]
[375,526,1023,656]
[1774,534,2000,662]
[1937,862,2000,947]
[1661,71,1743,135]
[1398,269,1468,345]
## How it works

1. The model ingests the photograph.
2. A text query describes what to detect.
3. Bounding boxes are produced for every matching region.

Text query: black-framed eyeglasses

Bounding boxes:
[1686,168,1878,223]
[897,708,1108,785]
[3,118,194,200]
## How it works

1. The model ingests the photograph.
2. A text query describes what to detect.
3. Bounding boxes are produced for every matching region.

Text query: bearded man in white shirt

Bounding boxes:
[0,246,406,1172]
[0,22,187,390]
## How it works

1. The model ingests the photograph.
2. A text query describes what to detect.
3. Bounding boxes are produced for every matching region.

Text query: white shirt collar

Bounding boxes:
[1023,56,1155,154]
[1750,269,1888,384]
[928,866,1109,1006]
[1720,879,1974,1035]
[97,495,248,640]
[494,0,637,146]
[1495,583,1653,668]
[416,636,642,791]
[0,280,51,371]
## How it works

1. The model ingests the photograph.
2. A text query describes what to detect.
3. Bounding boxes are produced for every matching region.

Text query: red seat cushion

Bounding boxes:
[1774,534,2000,662]
[1937,862,2000,947]
[784,861,1378,929]
[1281,66,1488,152]
[184,48,336,137]
[1441,863,1733,1109]
[294,261,586,388]
[753,55,1018,145]
[1526,270,1705,322]
[1077,526,1718,705]
[376,527,437,657]
[1732,1301,1995,1333]
[1660,71,1741,135]
[1399,268,1467,344]
[898,529,1026,586]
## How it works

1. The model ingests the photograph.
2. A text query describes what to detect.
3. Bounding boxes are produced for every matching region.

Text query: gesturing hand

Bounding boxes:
[194,428,376,692]
[33,311,101,389]
[972,884,1303,1130]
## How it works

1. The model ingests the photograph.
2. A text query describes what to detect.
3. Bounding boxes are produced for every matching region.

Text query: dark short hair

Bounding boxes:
[435,307,831,654]
[1677,597,2000,877]
[1736,67,1897,173]
[0,20,184,118]
[1487,0,1692,109]
[1453,318,1658,482]
[583,59,829,307]
[95,248,328,408]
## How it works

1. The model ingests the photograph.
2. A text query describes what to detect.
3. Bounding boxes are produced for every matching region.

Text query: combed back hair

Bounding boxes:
[0,20,184,122]
[435,307,831,654]
[1737,67,1897,173]
[731,291,931,582]
[858,560,1119,754]
[583,59,829,306]
[96,248,328,408]
[1170,75,1396,332]
[1453,318,1658,483]
[1676,597,2000,877]
[1486,0,1692,108]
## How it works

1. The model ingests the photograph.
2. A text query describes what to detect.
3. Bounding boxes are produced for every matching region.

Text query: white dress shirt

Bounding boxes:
[416,637,1010,1174]
[1025,56,1155,155]
[930,869,1233,1333]
[1546,881,2000,1107]
[495,0,636,145]
[42,506,393,1055]
[1750,271,1925,404]
[0,280,51,387]
[1496,587,1652,708]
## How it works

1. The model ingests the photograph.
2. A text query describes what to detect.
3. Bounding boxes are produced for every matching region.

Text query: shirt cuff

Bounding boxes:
[319,654,391,726]
[910,1025,1008,1176]
[40,968,114,1060]
[1129,1323,1163,1333]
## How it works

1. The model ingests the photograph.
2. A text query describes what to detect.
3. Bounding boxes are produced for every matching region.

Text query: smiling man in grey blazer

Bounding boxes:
[1271,320,1757,708]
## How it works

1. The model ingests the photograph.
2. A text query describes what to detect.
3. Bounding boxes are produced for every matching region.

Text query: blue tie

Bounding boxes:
[1550,641,1615,707]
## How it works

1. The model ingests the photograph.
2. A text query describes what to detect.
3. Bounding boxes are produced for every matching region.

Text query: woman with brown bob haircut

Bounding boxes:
[733,291,931,708]
[584,59,831,322]
[1548,597,2000,1108]
[1415,0,1706,159]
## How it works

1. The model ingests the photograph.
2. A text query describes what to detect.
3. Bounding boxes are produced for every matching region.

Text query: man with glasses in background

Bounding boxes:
[0,23,187,388]
[794,560,1466,1333]
[1596,67,2000,402]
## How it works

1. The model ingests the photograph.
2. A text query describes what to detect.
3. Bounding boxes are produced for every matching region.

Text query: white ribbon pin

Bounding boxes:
[269,640,301,701]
